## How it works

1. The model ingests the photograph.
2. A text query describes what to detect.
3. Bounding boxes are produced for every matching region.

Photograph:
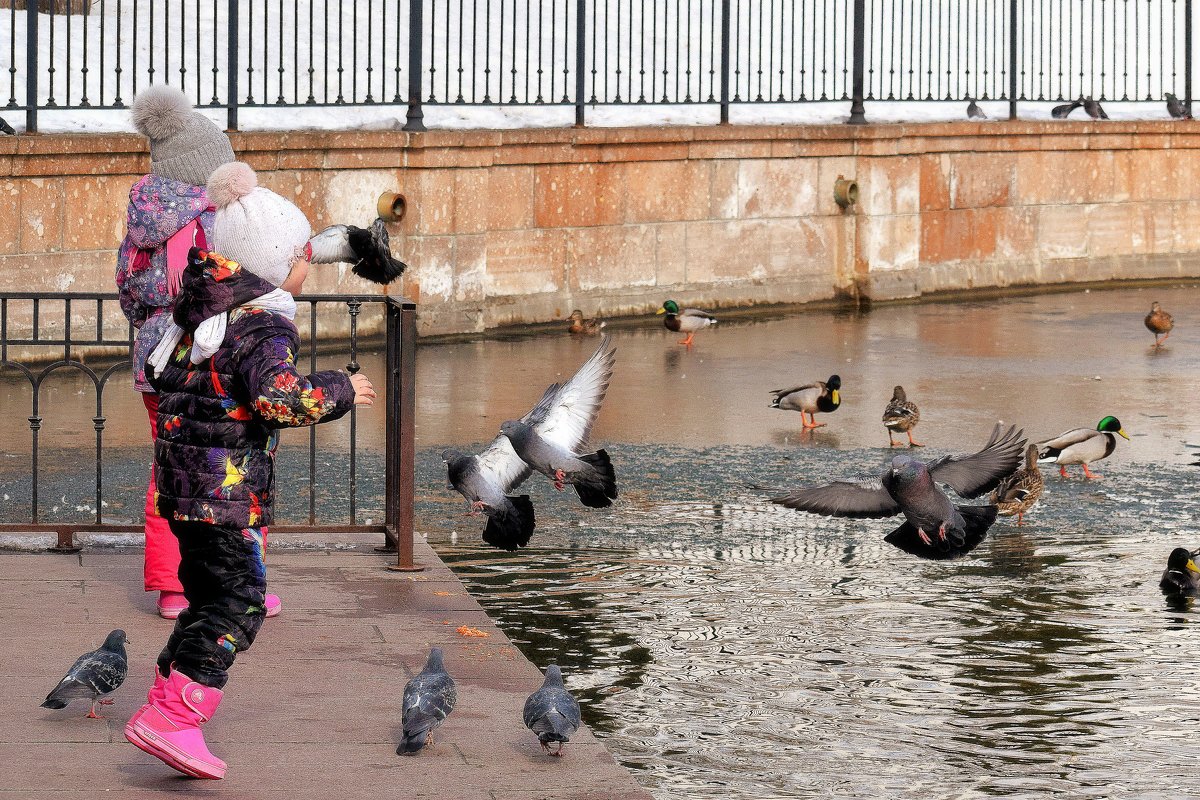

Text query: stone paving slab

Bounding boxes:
[1,539,654,800]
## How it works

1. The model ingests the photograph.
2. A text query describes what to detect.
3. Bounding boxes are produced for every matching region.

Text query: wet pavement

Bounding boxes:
[4,281,1200,798]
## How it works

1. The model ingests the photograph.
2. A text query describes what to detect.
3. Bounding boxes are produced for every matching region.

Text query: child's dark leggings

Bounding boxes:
[157,520,268,689]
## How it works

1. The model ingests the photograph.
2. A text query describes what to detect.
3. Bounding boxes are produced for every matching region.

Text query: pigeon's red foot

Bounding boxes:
[936,522,947,542]
[553,470,566,491]
[917,528,932,546]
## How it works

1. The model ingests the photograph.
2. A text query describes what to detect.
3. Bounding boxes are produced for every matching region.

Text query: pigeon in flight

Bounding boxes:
[966,99,987,119]
[1051,100,1082,119]
[523,664,581,756]
[308,217,406,285]
[397,648,457,754]
[1166,92,1192,119]
[443,440,538,550]
[498,336,618,506]
[1083,98,1109,120]
[41,629,128,718]
[0,116,15,135]
[771,423,1026,560]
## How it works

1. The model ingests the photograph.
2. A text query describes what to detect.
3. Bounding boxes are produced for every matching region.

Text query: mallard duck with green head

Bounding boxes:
[1160,548,1200,595]
[657,299,716,346]
[1036,416,1129,479]
[770,375,842,429]
[989,444,1044,526]
[882,385,922,447]
[566,309,605,336]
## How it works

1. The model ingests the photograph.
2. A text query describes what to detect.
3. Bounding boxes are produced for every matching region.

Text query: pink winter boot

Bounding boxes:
[124,668,227,779]
[125,666,169,730]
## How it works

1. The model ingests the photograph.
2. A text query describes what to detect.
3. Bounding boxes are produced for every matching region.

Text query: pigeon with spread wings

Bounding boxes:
[444,336,617,549]
[770,423,1026,560]
[499,336,618,509]
[307,217,407,285]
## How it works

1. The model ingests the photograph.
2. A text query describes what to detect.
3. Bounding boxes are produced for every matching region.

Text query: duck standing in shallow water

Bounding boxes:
[1144,301,1174,346]
[1037,416,1129,479]
[770,375,842,429]
[882,385,922,446]
[657,299,716,346]
[1160,548,1200,595]
[566,309,605,335]
[990,444,1044,526]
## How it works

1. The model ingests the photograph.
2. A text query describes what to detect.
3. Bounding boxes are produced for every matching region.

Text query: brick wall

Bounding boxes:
[3,121,1198,337]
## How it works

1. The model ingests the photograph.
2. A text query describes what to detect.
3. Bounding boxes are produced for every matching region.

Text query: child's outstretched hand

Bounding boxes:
[350,373,376,406]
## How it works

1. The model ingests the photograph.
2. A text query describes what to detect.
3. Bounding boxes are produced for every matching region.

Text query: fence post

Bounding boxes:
[227,0,239,131]
[574,0,586,126]
[848,0,866,124]
[719,0,730,123]
[387,299,421,571]
[1008,0,1018,120]
[25,0,38,132]
[404,0,426,131]
[1187,0,1194,117]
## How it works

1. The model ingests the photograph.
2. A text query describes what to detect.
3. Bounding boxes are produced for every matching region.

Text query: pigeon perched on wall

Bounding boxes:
[770,423,1026,560]
[1051,100,1083,119]
[41,630,128,718]
[1083,98,1109,120]
[397,648,457,754]
[498,335,619,511]
[523,664,581,756]
[966,99,987,120]
[308,217,406,285]
[0,116,15,135]
[1166,93,1192,119]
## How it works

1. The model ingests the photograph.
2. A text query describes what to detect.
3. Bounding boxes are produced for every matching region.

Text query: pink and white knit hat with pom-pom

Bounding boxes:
[206,162,312,288]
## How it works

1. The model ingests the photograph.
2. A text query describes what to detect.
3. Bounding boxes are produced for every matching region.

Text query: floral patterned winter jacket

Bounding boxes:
[147,249,355,529]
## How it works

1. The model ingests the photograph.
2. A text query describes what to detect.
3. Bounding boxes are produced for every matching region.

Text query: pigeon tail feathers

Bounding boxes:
[883,505,997,560]
[40,697,68,710]
[573,449,618,508]
[397,730,429,754]
[481,495,537,550]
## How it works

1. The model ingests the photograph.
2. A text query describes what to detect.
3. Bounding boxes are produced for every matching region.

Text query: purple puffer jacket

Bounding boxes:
[115,174,215,392]
[147,249,355,529]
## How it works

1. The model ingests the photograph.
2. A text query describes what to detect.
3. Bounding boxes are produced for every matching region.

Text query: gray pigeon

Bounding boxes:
[1051,100,1082,119]
[523,664,581,756]
[0,116,14,135]
[497,335,618,510]
[443,441,537,550]
[1166,92,1191,119]
[397,647,457,754]
[1083,98,1109,120]
[41,629,128,718]
[771,423,1026,560]
[966,99,987,120]
[308,217,406,285]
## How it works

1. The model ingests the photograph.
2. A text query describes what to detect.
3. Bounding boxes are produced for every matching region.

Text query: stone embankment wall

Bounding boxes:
[2,121,1198,337]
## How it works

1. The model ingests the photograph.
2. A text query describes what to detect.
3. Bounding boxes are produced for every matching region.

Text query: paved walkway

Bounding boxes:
[3,537,653,799]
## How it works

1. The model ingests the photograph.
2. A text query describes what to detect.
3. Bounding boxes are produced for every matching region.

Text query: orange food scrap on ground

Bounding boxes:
[433,591,454,596]
[455,625,489,638]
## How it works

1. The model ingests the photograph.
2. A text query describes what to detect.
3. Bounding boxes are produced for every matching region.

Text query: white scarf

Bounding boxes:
[147,289,297,376]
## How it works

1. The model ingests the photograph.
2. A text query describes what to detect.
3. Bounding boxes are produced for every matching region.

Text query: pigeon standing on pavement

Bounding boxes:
[0,116,15,135]
[1051,100,1083,119]
[41,629,128,718]
[397,648,458,754]
[1083,98,1109,119]
[497,335,619,510]
[1165,92,1191,119]
[966,99,987,119]
[770,423,1026,560]
[307,217,407,285]
[523,664,581,756]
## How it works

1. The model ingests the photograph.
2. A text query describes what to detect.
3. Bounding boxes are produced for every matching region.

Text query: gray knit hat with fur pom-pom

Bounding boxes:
[131,85,234,186]
[207,162,312,288]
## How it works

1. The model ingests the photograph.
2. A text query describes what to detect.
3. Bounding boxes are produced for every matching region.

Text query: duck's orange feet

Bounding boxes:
[907,433,924,447]
[1059,465,1069,479]
[1082,464,1102,479]
[678,333,695,346]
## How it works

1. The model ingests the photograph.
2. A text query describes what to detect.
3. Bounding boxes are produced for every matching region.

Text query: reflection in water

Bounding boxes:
[5,283,1200,797]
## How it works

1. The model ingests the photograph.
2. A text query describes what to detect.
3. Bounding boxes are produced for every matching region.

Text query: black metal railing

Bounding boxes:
[0,291,418,570]
[1,0,1194,132]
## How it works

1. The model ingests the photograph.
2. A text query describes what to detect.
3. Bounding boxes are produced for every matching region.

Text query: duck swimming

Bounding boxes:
[1160,548,1200,595]
[657,300,716,346]
[770,375,842,429]
[1036,416,1129,479]
[566,309,605,336]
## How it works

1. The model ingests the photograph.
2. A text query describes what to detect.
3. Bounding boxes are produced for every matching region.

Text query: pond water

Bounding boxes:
[4,282,1200,798]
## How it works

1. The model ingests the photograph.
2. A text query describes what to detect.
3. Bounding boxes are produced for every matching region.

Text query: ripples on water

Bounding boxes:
[427,443,1200,799]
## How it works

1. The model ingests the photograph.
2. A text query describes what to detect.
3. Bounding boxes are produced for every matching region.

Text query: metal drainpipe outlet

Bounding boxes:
[833,177,859,210]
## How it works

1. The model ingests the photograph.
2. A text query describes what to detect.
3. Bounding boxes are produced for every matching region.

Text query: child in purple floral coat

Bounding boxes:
[124,162,375,780]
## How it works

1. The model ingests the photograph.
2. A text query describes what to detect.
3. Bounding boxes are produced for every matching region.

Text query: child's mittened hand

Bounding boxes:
[350,373,376,406]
